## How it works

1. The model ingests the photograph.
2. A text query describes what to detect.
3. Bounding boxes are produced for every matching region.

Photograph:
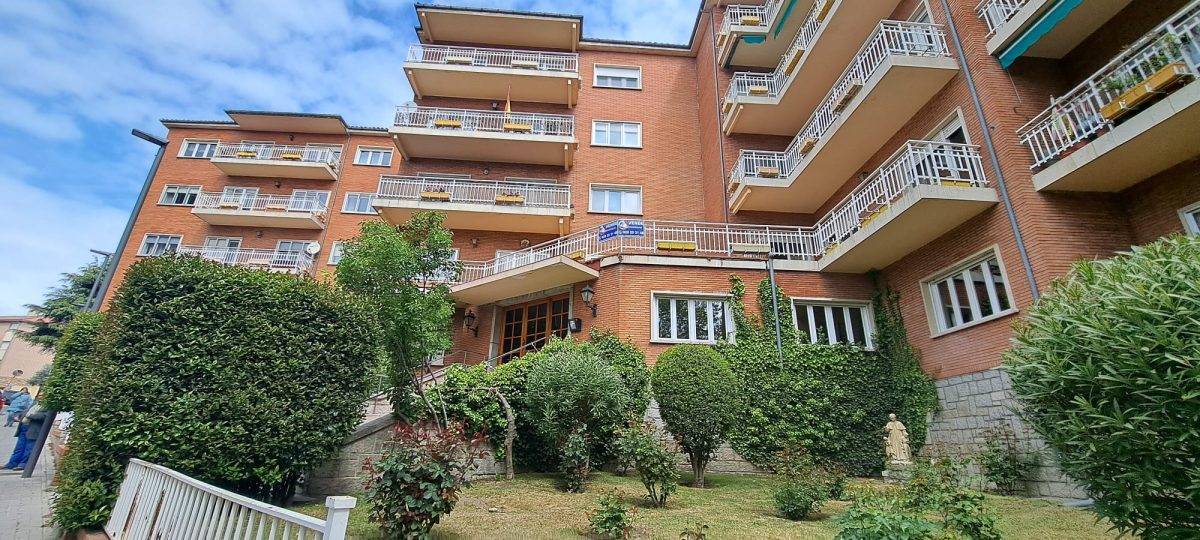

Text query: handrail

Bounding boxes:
[407,43,578,73]
[719,1,783,38]
[212,143,340,167]
[974,0,1031,36]
[729,21,951,186]
[106,458,354,540]
[723,0,830,110]
[193,192,329,214]
[393,106,576,138]
[376,175,571,209]
[1016,0,1200,169]
[175,246,315,274]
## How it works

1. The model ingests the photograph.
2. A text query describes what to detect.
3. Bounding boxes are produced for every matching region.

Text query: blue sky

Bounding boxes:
[0,0,699,314]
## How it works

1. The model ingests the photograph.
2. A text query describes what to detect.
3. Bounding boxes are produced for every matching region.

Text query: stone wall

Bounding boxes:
[925,368,1084,499]
[644,400,769,475]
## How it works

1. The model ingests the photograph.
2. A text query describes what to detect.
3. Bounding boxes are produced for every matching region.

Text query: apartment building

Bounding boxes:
[0,316,54,386]
[103,1,1200,494]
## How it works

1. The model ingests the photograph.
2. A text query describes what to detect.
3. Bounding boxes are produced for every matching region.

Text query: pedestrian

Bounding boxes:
[4,403,47,471]
[5,388,32,427]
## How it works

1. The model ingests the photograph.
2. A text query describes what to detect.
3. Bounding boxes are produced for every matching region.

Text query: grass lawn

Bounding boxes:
[298,472,1119,539]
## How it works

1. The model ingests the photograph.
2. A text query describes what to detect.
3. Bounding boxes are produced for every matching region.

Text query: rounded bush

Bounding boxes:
[650,344,738,487]
[1005,235,1200,538]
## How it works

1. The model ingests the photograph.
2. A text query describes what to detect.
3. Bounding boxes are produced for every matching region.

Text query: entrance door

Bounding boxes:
[498,295,570,362]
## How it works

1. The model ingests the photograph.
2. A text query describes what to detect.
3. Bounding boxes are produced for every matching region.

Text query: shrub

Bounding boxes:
[561,426,591,493]
[40,311,105,412]
[1004,235,1200,538]
[835,461,999,540]
[615,421,679,507]
[774,477,829,521]
[363,422,488,540]
[588,329,651,416]
[651,344,738,488]
[973,424,1035,496]
[52,256,379,529]
[587,491,637,539]
[680,521,710,539]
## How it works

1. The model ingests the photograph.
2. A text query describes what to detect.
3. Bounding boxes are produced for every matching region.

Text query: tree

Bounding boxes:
[1005,235,1200,539]
[336,214,460,423]
[27,365,52,386]
[651,344,739,488]
[19,262,101,350]
[40,312,106,412]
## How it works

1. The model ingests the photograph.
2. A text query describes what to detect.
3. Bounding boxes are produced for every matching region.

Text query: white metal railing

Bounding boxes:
[106,459,354,540]
[212,143,340,167]
[1017,1,1200,169]
[719,1,781,37]
[407,43,578,72]
[393,106,575,138]
[376,175,571,209]
[194,192,329,214]
[723,0,830,110]
[975,0,1031,36]
[730,20,951,186]
[175,246,315,274]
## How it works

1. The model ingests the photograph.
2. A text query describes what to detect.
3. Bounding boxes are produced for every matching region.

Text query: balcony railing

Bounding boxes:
[1017,1,1200,169]
[406,43,578,73]
[975,0,1031,36]
[393,106,575,138]
[724,0,831,110]
[719,1,782,37]
[175,246,314,274]
[211,143,339,165]
[376,176,572,209]
[729,21,951,186]
[193,192,328,214]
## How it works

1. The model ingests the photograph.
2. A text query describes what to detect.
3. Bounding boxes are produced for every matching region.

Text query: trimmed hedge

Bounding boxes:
[53,256,379,530]
[651,344,738,487]
[40,311,106,412]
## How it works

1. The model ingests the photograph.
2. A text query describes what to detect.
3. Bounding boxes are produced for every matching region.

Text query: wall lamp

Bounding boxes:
[580,285,598,317]
[463,309,479,336]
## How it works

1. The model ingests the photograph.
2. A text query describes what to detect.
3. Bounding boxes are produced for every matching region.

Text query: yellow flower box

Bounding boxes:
[420,191,451,201]
[832,79,863,112]
[784,49,805,75]
[235,151,257,158]
[797,137,818,154]
[433,119,462,128]
[757,166,780,178]
[445,56,474,65]
[510,59,540,69]
[503,123,533,132]
[495,195,526,205]
[1100,63,1188,121]
[748,86,770,96]
[280,153,302,161]
[941,180,975,188]
[656,240,697,252]
[740,16,761,26]
[815,0,835,21]
[860,204,890,228]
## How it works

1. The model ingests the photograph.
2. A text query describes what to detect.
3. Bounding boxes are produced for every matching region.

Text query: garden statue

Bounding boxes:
[884,413,912,464]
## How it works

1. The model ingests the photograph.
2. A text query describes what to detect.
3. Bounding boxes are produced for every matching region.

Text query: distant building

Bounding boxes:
[0,316,54,387]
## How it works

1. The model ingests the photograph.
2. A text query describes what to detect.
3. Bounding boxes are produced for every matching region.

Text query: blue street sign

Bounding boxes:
[598,219,646,242]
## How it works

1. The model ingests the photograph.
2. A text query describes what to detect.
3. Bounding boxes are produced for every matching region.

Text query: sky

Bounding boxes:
[0,0,700,314]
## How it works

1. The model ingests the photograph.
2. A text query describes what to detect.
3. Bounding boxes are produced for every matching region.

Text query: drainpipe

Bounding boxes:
[937,0,1040,301]
[766,256,784,369]
[708,7,731,223]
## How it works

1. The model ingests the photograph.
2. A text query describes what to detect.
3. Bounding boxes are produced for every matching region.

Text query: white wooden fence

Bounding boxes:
[106,459,355,540]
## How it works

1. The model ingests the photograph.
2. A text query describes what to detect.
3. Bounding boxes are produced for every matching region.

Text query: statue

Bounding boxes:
[883,413,912,464]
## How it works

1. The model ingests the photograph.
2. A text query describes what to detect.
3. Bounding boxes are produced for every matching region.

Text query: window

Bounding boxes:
[305,143,342,162]
[909,2,931,23]
[592,121,641,148]
[925,251,1014,333]
[342,192,376,214]
[179,139,218,158]
[328,242,345,265]
[1180,202,1200,235]
[201,237,242,264]
[220,186,259,209]
[430,249,460,282]
[290,190,330,211]
[274,240,312,266]
[138,234,182,256]
[159,185,201,206]
[594,65,642,89]
[354,146,393,167]
[589,184,642,214]
[794,301,874,348]
[653,294,732,344]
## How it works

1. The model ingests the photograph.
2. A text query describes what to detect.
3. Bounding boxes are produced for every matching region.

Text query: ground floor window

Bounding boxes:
[924,250,1014,333]
[653,294,731,344]
[1180,202,1200,235]
[793,301,874,349]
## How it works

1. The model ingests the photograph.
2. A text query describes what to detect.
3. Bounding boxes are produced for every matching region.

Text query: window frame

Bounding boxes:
[791,299,875,349]
[158,184,202,206]
[1179,201,1200,235]
[178,139,219,159]
[353,145,394,167]
[921,246,1018,337]
[588,183,644,215]
[342,192,377,214]
[137,233,183,256]
[908,0,932,23]
[591,120,643,149]
[593,64,643,90]
[650,292,734,345]
[925,109,970,144]
[328,241,345,265]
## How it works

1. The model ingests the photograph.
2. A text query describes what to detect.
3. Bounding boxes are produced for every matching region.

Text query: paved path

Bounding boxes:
[0,421,59,540]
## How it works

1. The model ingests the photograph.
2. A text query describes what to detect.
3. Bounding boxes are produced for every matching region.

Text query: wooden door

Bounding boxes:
[498,295,570,362]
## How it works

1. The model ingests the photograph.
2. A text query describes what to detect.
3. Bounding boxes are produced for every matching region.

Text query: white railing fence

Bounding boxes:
[719,1,779,36]
[376,176,572,209]
[723,0,832,110]
[194,192,329,214]
[175,246,315,274]
[1017,1,1200,169]
[394,106,575,138]
[106,459,354,540]
[975,0,1031,36]
[407,43,578,72]
[212,143,339,166]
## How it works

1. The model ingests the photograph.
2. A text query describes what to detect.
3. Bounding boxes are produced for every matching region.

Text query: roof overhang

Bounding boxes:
[416,4,582,51]
[224,110,348,135]
[451,255,598,306]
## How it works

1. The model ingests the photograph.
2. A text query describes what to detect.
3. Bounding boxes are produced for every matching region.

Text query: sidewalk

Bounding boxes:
[0,421,59,540]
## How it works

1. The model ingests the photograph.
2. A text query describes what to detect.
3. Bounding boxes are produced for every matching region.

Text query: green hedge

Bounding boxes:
[53,256,379,530]
[40,311,106,412]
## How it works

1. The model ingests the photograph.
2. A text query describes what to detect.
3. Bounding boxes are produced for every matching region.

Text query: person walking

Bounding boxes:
[4,403,47,471]
[4,388,32,427]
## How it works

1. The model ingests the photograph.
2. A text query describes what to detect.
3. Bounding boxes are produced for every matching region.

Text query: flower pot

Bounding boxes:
[421,191,451,201]
[495,195,526,205]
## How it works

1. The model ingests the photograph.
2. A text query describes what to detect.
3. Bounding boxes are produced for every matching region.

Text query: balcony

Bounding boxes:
[722,0,902,134]
[729,21,959,212]
[404,44,580,105]
[372,175,573,235]
[977,0,1133,67]
[191,193,328,229]
[717,0,814,68]
[415,5,581,51]
[175,246,314,275]
[814,141,998,273]
[1019,2,1200,192]
[390,106,577,169]
[209,143,339,180]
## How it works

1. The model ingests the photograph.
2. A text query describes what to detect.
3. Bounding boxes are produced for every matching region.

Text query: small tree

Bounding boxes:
[1005,235,1200,538]
[20,262,102,350]
[336,214,460,423]
[615,421,679,507]
[651,344,738,488]
[40,312,106,412]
